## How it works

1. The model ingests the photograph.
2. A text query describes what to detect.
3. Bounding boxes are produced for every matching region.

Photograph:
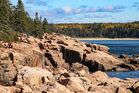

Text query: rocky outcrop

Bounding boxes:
[82,51,124,71]
[85,43,109,53]
[0,52,17,86]
[0,33,138,93]
[0,68,137,93]
[16,66,55,92]
[117,54,139,71]
[4,33,137,71]
[132,81,139,93]
[60,45,84,64]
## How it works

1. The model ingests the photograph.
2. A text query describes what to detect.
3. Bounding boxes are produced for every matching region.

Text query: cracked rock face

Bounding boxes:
[0,52,17,86]
[0,33,138,93]
[16,66,55,91]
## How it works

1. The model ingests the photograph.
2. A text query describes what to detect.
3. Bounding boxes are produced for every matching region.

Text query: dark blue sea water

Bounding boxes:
[107,71,139,79]
[81,40,139,56]
[81,40,139,79]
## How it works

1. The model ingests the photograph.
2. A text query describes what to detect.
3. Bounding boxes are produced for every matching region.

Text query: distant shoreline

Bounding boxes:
[76,38,139,40]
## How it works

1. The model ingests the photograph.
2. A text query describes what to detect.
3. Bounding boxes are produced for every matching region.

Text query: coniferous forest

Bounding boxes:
[0,0,139,42]
[0,0,49,42]
[52,23,139,38]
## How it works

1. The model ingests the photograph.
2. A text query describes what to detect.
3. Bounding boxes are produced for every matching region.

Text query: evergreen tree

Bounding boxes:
[9,5,16,30]
[31,12,43,37]
[0,0,51,41]
[0,0,19,42]
[0,0,11,30]
[43,18,49,33]
[14,0,29,32]
[26,12,34,34]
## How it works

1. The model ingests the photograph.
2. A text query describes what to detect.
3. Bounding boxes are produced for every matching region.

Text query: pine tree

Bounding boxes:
[43,18,49,33]
[33,12,40,34]
[9,5,16,30]
[0,0,50,41]
[0,0,11,30]
[26,12,34,34]
[0,0,19,42]
[31,12,43,37]
[14,0,29,32]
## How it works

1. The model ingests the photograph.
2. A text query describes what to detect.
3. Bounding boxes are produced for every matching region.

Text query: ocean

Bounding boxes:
[81,40,139,79]
[81,40,139,56]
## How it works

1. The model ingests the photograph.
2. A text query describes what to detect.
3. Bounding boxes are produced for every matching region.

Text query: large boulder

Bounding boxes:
[60,45,84,64]
[0,52,17,86]
[90,71,134,93]
[91,71,109,84]
[16,66,55,91]
[83,51,124,71]
[12,43,45,67]
[66,77,85,92]
[44,49,67,68]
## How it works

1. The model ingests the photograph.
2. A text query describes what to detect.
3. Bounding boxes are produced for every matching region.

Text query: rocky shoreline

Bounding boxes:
[0,33,138,93]
[76,37,139,40]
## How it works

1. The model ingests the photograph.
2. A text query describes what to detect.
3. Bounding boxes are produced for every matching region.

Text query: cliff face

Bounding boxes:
[0,33,138,93]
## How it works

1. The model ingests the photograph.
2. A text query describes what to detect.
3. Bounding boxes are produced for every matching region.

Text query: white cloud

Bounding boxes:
[63,6,72,13]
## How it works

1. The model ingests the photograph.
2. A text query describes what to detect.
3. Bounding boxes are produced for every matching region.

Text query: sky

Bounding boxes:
[10,0,139,23]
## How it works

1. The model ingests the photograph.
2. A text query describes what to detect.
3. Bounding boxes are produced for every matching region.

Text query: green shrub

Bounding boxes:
[0,30,19,42]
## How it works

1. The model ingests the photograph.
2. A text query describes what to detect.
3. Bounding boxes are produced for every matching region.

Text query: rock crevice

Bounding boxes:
[0,33,138,93]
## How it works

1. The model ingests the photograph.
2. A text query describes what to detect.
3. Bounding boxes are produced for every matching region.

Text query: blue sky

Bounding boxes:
[10,0,139,23]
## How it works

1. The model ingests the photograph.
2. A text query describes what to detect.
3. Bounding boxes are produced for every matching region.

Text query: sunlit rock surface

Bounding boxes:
[0,33,138,93]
